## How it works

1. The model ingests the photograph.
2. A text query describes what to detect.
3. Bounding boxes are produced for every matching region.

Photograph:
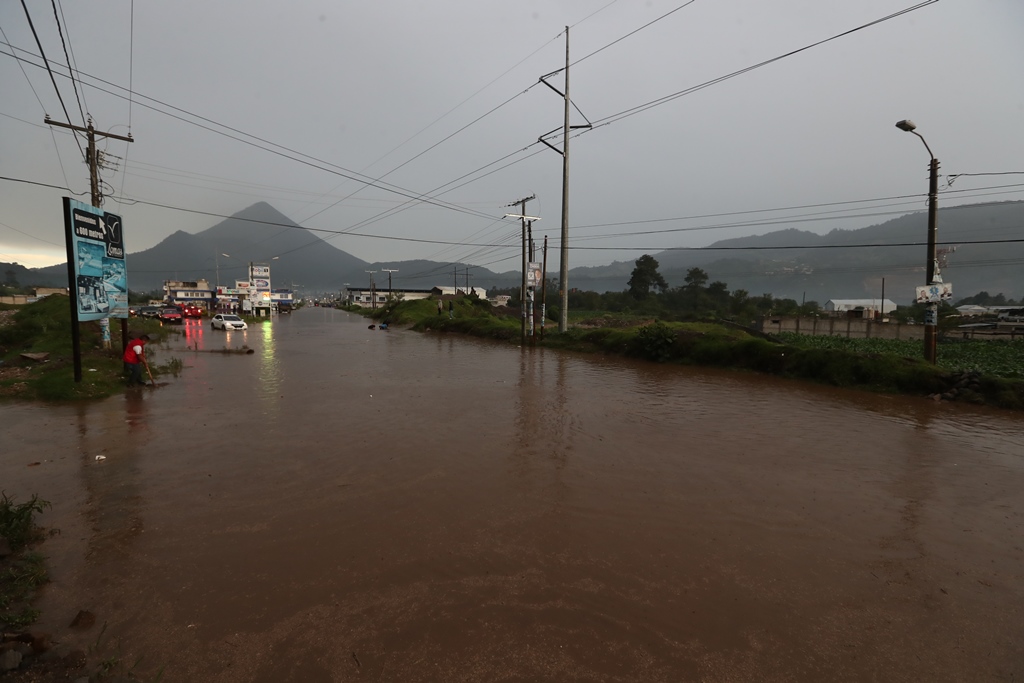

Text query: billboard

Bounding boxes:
[251,265,271,278]
[63,198,128,320]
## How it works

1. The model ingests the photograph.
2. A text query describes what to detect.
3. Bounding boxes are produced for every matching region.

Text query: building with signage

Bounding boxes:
[164,279,215,309]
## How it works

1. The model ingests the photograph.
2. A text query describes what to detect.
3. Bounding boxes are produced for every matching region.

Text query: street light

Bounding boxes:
[895,119,940,365]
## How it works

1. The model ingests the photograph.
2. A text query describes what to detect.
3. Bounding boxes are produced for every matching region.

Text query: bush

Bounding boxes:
[634,321,676,362]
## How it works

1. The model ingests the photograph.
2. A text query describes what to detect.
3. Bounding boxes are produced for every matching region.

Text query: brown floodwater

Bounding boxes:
[3,307,1023,682]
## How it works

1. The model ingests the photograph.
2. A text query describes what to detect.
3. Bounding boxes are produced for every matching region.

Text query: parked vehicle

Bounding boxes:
[211,313,248,331]
[159,307,183,324]
[137,305,163,318]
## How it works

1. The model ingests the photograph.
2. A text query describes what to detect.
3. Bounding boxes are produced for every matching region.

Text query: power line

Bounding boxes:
[50,0,86,125]
[0,219,63,246]
[114,0,136,215]
[0,42,502,224]
[588,1,939,130]
[571,0,699,69]
[0,25,73,191]
[7,171,1024,255]
[17,0,84,159]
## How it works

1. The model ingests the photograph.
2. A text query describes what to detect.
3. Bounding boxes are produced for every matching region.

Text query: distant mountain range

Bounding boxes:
[568,200,1024,304]
[6,200,1023,304]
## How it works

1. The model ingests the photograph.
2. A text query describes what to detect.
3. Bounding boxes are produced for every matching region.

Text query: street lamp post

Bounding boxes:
[896,119,939,365]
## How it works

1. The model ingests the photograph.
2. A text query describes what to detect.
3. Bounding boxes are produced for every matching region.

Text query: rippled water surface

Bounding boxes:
[4,308,1023,682]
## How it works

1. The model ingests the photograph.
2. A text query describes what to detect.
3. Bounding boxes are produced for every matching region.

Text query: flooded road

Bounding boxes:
[4,307,1024,682]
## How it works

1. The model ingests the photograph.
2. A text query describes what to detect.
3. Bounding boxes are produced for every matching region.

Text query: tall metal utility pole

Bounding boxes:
[47,115,133,379]
[382,268,399,297]
[538,28,590,333]
[464,268,473,294]
[558,29,571,333]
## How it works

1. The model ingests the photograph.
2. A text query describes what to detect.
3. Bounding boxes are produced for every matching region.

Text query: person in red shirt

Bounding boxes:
[123,334,150,386]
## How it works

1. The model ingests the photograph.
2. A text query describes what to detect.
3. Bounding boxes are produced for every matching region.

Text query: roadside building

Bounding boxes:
[824,299,897,319]
[271,288,295,311]
[344,287,434,308]
[164,279,215,309]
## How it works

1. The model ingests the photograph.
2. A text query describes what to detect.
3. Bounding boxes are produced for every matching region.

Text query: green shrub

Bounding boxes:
[634,321,676,362]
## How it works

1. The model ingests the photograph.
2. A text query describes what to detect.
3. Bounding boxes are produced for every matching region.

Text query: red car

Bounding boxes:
[182,304,203,318]
[159,307,183,324]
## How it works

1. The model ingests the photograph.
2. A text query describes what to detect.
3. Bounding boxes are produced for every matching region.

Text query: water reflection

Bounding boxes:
[257,319,281,421]
[181,318,207,351]
[75,397,145,564]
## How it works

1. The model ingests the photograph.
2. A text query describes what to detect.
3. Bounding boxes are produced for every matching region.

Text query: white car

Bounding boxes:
[211,313,248,330]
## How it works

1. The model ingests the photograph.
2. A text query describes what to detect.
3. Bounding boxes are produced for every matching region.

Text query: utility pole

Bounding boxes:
[464,267,473,294]
[504,195,536,344]
[365,270,377,309]
[538,29,590,333]
[47,115,133,378]
[453,266,458,293]
[382,268,399,297]
[559,29,571,333]
[895,119,944,364]
[540,236,548,340]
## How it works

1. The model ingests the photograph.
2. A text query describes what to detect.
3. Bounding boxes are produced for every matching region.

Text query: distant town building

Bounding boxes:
[824,299,898,318]
[343,287,434,307]
[164,279,215,308]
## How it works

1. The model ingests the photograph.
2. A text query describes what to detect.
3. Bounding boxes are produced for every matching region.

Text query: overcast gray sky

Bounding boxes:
[2,0,1022,274]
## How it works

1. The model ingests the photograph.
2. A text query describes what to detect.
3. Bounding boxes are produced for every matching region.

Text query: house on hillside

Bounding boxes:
[825,299,897,319]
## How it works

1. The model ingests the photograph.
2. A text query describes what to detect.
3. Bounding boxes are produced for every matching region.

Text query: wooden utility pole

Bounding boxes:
[365,270,377,308]
[382,268,399,297]
[504,195,535,344]
[47,116,133,380]
[541,237,549,340]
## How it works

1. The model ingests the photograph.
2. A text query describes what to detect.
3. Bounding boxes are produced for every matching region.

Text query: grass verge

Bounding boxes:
[0,297,181,401]
[0,493,50,630]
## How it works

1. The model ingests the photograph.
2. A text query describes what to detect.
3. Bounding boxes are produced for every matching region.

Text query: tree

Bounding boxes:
[627,255,668,300]
[683,267,709,291]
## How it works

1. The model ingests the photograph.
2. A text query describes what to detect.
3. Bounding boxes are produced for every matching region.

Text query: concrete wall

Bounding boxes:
[759,316,926,341]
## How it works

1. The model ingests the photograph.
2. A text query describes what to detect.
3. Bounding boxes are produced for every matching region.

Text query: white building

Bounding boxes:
[164,279,215,308]
[343,287,435,308]
[824,299,898,317]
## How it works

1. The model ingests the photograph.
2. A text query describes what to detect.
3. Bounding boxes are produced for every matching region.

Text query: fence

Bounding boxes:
[758,316,925,340]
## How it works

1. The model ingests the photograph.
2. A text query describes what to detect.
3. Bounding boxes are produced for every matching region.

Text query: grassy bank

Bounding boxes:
[364,297,1024,410]
[0,493,50,630]
[0,297,180,401]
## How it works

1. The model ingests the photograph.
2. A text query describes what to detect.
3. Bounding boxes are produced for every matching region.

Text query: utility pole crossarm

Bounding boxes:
[44,115,135,143]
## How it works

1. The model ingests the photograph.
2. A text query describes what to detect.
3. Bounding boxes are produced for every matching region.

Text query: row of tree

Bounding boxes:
[490,255,1017,325]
